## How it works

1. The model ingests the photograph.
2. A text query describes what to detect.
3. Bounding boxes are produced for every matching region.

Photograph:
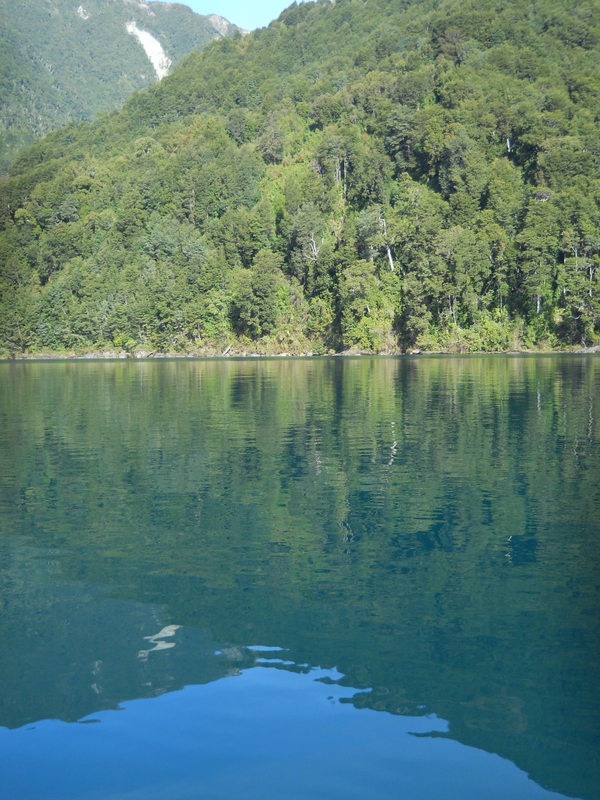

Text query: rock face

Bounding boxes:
[125,20,172,79]
[207,14,233,37]
[0,0,242,170]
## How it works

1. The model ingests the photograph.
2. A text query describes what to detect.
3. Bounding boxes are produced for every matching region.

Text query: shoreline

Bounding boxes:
[2,345,599,362]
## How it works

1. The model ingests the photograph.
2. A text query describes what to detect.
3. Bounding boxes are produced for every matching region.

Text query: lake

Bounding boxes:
[0,356,598,800]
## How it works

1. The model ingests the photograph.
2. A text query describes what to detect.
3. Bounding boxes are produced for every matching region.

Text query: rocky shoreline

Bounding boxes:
[3,345,599,361]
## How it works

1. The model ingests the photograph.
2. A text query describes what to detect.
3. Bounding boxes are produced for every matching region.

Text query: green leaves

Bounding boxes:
[339,260,396,351]
[0,0,243,171]
[233,251,283,339]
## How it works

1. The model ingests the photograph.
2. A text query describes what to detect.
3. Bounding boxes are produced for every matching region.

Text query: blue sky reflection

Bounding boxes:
[0,661,575,800]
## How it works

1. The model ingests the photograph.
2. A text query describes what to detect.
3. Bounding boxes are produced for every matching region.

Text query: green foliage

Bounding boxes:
[0,0,242,171]
[339,260,396,351]
[233,251,283,339]
[1,0,600,354]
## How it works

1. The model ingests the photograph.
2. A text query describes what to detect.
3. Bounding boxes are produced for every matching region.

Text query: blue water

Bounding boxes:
[0,659,573,800]
[0,356,598,799]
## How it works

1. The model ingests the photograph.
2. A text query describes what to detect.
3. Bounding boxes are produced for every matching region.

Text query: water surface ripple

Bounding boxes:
[0,356,598,799]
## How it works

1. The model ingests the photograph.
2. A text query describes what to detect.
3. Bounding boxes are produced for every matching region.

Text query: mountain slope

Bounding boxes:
[0,0,242,170]
[1,0,599,355]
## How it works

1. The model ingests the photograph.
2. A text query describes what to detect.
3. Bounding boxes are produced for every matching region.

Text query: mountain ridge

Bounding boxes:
[0,0,242,170]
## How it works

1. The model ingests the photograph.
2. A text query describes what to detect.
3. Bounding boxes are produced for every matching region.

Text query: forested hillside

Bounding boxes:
[0,0,241,171]
[1,0,599,356]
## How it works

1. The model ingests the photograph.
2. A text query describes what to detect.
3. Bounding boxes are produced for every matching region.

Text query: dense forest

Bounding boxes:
[0,0,240,171]
[1,0,599,355]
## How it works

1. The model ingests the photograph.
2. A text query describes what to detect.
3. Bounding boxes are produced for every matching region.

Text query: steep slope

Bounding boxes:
[1,0,599,355]
[0,0,242,170]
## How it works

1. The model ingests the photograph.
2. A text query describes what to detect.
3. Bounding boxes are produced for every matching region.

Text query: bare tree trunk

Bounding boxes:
[386,245,395,272]
[379,216,394,271]
[308,232,321,262]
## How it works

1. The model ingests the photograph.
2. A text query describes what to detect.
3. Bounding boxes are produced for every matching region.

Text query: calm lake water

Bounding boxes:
[0,356,598,800]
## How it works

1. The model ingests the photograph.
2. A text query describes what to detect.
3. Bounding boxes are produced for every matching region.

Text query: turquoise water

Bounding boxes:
[0,356,598,799]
